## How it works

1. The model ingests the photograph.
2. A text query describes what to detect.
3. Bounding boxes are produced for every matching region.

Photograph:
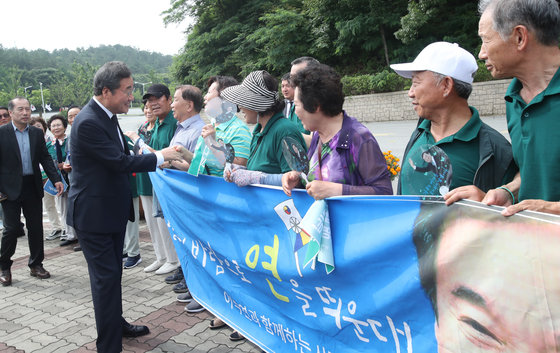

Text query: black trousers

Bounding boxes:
[77,227,127,353]
[0,176,44,270]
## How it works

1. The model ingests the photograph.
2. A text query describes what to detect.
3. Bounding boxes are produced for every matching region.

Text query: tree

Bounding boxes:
[3,66,24,97]
[395,0,480,57]
[303,0,408,69]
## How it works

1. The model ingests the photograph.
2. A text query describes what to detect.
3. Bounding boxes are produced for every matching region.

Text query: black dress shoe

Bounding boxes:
[30,265,50,279]
[122,322,150,338]
[0,269,11,286]
[60,239,78,247]
[73,245,82,252]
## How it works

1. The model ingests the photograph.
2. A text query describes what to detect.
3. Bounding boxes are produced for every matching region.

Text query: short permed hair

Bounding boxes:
[291,64,344,117]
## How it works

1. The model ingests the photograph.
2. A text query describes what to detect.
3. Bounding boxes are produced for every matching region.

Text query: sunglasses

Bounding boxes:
[0,113,9,119]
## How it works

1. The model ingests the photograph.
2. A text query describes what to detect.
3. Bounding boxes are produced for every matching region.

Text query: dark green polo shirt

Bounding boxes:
[401,107,481,195]
[150,111,177,150]
[137,111,177,196]
[505,68,560,202]
[247,112,307,174]
[286,105,310,135]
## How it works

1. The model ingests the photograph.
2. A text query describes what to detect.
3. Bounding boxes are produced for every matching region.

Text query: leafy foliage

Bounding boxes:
[341,70,409,96]
[0,45,173,109]
[0,0,492,104]
[166,0,486,91]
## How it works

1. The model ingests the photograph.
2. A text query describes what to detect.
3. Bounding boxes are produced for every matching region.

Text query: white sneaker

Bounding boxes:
[155,262,179,275]
[144,260,165,273]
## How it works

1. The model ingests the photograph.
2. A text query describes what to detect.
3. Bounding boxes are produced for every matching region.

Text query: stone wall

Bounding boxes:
[343,79,512,123]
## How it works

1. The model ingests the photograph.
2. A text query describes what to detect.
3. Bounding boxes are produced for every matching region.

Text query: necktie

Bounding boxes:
[111,115,127,153]
[285,101,292,118]
[55,139,63,163]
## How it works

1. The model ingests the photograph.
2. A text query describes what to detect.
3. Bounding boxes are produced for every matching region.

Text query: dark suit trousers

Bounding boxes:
[78,228,126,353]
[0,176,44,270]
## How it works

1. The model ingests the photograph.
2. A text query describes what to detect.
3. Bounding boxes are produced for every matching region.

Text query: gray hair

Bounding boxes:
[93,61,132,96]
[478,0,560,46]
[290,56,320,67]
[433,73,473,100]
[175,85,204,113]
[8,96,29,111]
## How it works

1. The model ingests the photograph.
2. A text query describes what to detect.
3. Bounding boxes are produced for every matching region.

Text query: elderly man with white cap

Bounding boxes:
[392,41,517,197]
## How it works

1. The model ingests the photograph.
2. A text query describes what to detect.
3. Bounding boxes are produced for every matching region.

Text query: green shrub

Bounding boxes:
[473,60,494,82]
[341,70,409,96]
[371,70,408,93]
[341,75,374,96]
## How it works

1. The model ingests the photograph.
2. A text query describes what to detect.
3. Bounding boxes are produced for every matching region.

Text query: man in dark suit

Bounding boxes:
[0,97,64,286]
[66,61,182,353]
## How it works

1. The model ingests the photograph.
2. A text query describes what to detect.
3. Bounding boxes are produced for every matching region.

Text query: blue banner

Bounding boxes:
[151,169,560,353]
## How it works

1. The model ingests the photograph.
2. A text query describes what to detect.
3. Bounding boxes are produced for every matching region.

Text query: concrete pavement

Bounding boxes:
[0,218,263,353]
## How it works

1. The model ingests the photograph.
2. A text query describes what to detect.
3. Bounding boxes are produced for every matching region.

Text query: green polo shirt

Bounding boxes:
[150,111,177,150]
[137,111,177,196]
[505,68,560,202]
[188,116,252,176]
[286,104,310,135]
[401,107,481,196]
[247,112,307,174]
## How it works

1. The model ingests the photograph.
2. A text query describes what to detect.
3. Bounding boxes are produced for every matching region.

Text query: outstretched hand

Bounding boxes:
[124,131,140,142]
[160,146,183,162]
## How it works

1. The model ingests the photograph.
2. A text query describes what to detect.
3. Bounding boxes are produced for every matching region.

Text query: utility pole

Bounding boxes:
[23,86,32,98]
[39,82,45,115]
[134,81,152,97]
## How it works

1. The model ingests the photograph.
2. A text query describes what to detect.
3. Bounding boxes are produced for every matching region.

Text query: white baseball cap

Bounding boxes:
[390,42,478,84]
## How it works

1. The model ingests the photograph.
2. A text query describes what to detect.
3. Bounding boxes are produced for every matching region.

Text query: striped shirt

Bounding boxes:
[188,116,251,177]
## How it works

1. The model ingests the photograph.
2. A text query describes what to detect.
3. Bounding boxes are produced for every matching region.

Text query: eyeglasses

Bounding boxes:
[0,113,10,119]
[121,88,135,96]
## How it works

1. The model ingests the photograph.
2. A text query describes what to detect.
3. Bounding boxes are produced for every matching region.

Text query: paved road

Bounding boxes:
[0,218,263,353]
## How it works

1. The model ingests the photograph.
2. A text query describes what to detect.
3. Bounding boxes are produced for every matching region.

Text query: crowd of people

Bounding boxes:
[0,0,559,351]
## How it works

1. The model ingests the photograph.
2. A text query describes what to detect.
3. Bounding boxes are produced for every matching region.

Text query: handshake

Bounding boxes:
[160,145,193,163]
[125,131,193,170]
[159,145,194,171]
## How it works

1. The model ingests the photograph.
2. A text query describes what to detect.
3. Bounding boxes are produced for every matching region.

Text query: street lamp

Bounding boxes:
[134,81,152,97]
[39,82,45,115]
[23,86,32,98]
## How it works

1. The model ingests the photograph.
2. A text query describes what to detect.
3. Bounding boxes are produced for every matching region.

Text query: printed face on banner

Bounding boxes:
[434,219,560,353]
[403,144,453,196]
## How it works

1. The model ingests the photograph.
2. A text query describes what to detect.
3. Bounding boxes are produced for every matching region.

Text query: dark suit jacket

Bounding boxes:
[0,123,61,200]
[67,99,157,234]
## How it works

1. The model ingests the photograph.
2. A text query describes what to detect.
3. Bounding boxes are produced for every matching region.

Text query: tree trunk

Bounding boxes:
[380,25,390,67]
